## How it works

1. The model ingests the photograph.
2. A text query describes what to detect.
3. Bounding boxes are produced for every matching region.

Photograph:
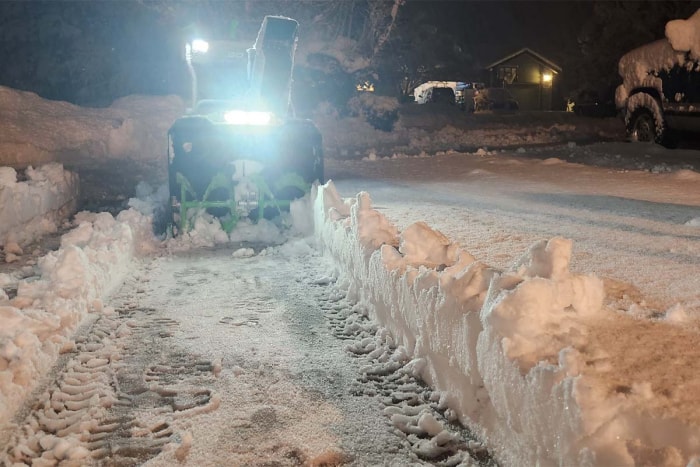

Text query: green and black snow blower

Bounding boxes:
[167,16,323,235]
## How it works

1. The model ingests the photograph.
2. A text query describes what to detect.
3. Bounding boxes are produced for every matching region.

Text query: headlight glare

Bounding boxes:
[191,39,209,53]
[224,110,273,125]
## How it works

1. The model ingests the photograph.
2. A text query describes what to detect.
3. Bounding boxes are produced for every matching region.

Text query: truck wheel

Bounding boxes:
[627,107,663,143]
[627,106,681,148]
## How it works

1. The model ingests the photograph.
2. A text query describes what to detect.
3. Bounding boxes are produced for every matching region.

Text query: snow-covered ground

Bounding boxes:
[1,80,700,464]
[320,151,700,466]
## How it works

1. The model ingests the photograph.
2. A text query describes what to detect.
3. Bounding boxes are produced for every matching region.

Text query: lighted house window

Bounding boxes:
[498,66,518,84]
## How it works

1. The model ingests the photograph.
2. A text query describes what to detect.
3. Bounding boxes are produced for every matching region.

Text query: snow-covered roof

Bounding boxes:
[485,48,562,73]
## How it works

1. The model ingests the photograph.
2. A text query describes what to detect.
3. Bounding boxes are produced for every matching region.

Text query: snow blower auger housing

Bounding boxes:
[167,16,323,235]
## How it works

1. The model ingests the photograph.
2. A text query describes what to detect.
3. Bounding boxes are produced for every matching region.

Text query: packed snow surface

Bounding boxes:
[2,141,700,465]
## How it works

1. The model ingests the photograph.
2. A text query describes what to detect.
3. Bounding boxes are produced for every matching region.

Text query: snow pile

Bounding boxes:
[0,86,184,169]
[0,163,78,247]
[314,181,700,466]
[0,208,153,425]
[317,111,622,160]
[0,169,314,433]
[666,8,700,60]
[165,193,316,252]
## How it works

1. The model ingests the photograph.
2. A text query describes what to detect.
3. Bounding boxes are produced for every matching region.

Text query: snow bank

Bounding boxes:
[0,208,153,425]
[0,163,78,247]
[314,181,700,466]
[0,172,312,430]
[0,86,184,169]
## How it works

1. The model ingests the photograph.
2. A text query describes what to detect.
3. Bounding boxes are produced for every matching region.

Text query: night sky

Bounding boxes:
[0,1,696,106]
[403,1,593,61]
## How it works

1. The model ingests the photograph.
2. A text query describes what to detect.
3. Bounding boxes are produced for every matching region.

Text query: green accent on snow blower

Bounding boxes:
[175,171,309,234]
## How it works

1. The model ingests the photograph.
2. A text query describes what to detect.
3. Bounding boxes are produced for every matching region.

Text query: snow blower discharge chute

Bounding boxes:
[167,16,323,235]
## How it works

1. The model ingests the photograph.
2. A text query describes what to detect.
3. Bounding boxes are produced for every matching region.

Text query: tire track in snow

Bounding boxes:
[5,244,494,466]
[320,283,496,466]
[1,260,221,466]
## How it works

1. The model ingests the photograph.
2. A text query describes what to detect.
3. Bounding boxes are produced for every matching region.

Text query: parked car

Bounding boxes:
[426,87,457,105]
[573,101,617,118]
[615,11,700,147]
[474,87,519,111]
[573,89,617,118]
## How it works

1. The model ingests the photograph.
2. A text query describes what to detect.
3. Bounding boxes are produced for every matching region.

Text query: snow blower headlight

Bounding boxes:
[224,110,274,126]
[191,39,210,53]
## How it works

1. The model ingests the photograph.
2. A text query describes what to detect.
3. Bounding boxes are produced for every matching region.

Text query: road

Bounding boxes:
[3,243,488,466]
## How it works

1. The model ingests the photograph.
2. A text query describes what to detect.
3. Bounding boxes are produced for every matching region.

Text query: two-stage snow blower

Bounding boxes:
[167,15,323,235]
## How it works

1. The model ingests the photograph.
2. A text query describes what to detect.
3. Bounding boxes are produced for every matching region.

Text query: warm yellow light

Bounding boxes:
[542,73,553,83]
[356,81,375,92]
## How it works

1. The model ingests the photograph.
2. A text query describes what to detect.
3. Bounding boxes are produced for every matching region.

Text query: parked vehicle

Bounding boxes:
[474,87,519,111]
[573,101,617,118]
[615,10,700,147]
[426,87,456,105]
[573,89,617,118]
[413,81,484,111]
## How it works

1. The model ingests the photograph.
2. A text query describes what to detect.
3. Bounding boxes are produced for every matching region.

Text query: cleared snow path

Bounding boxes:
[2,242,490,466]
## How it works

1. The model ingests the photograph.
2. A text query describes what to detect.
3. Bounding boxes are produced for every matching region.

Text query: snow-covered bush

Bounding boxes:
[348,93,400,131]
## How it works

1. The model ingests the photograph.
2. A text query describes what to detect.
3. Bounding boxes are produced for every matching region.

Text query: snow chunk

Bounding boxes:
[666,9,700,59]
[0,163,78,246]
[0,167,17,186]
[664,303,689,323]
[512,237,572,281]
[232,248,255,258]
[398,222,461,269]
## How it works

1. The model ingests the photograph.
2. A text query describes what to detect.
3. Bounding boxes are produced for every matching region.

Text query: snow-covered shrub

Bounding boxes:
[348,93,400,131]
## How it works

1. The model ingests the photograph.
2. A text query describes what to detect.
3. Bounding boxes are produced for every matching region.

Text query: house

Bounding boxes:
[485,48,562,111]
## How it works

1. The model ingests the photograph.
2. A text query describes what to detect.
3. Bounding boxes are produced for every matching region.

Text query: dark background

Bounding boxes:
[0,0,697,111]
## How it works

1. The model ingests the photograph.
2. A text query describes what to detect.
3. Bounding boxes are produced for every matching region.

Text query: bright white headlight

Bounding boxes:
[224,110,273,125]
[191,39,209,53]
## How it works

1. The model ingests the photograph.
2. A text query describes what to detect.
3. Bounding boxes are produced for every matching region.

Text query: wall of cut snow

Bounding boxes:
[314,182,700,466]
[0,86,184,172]
[0,163,78,247]
[0,208,153,426]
